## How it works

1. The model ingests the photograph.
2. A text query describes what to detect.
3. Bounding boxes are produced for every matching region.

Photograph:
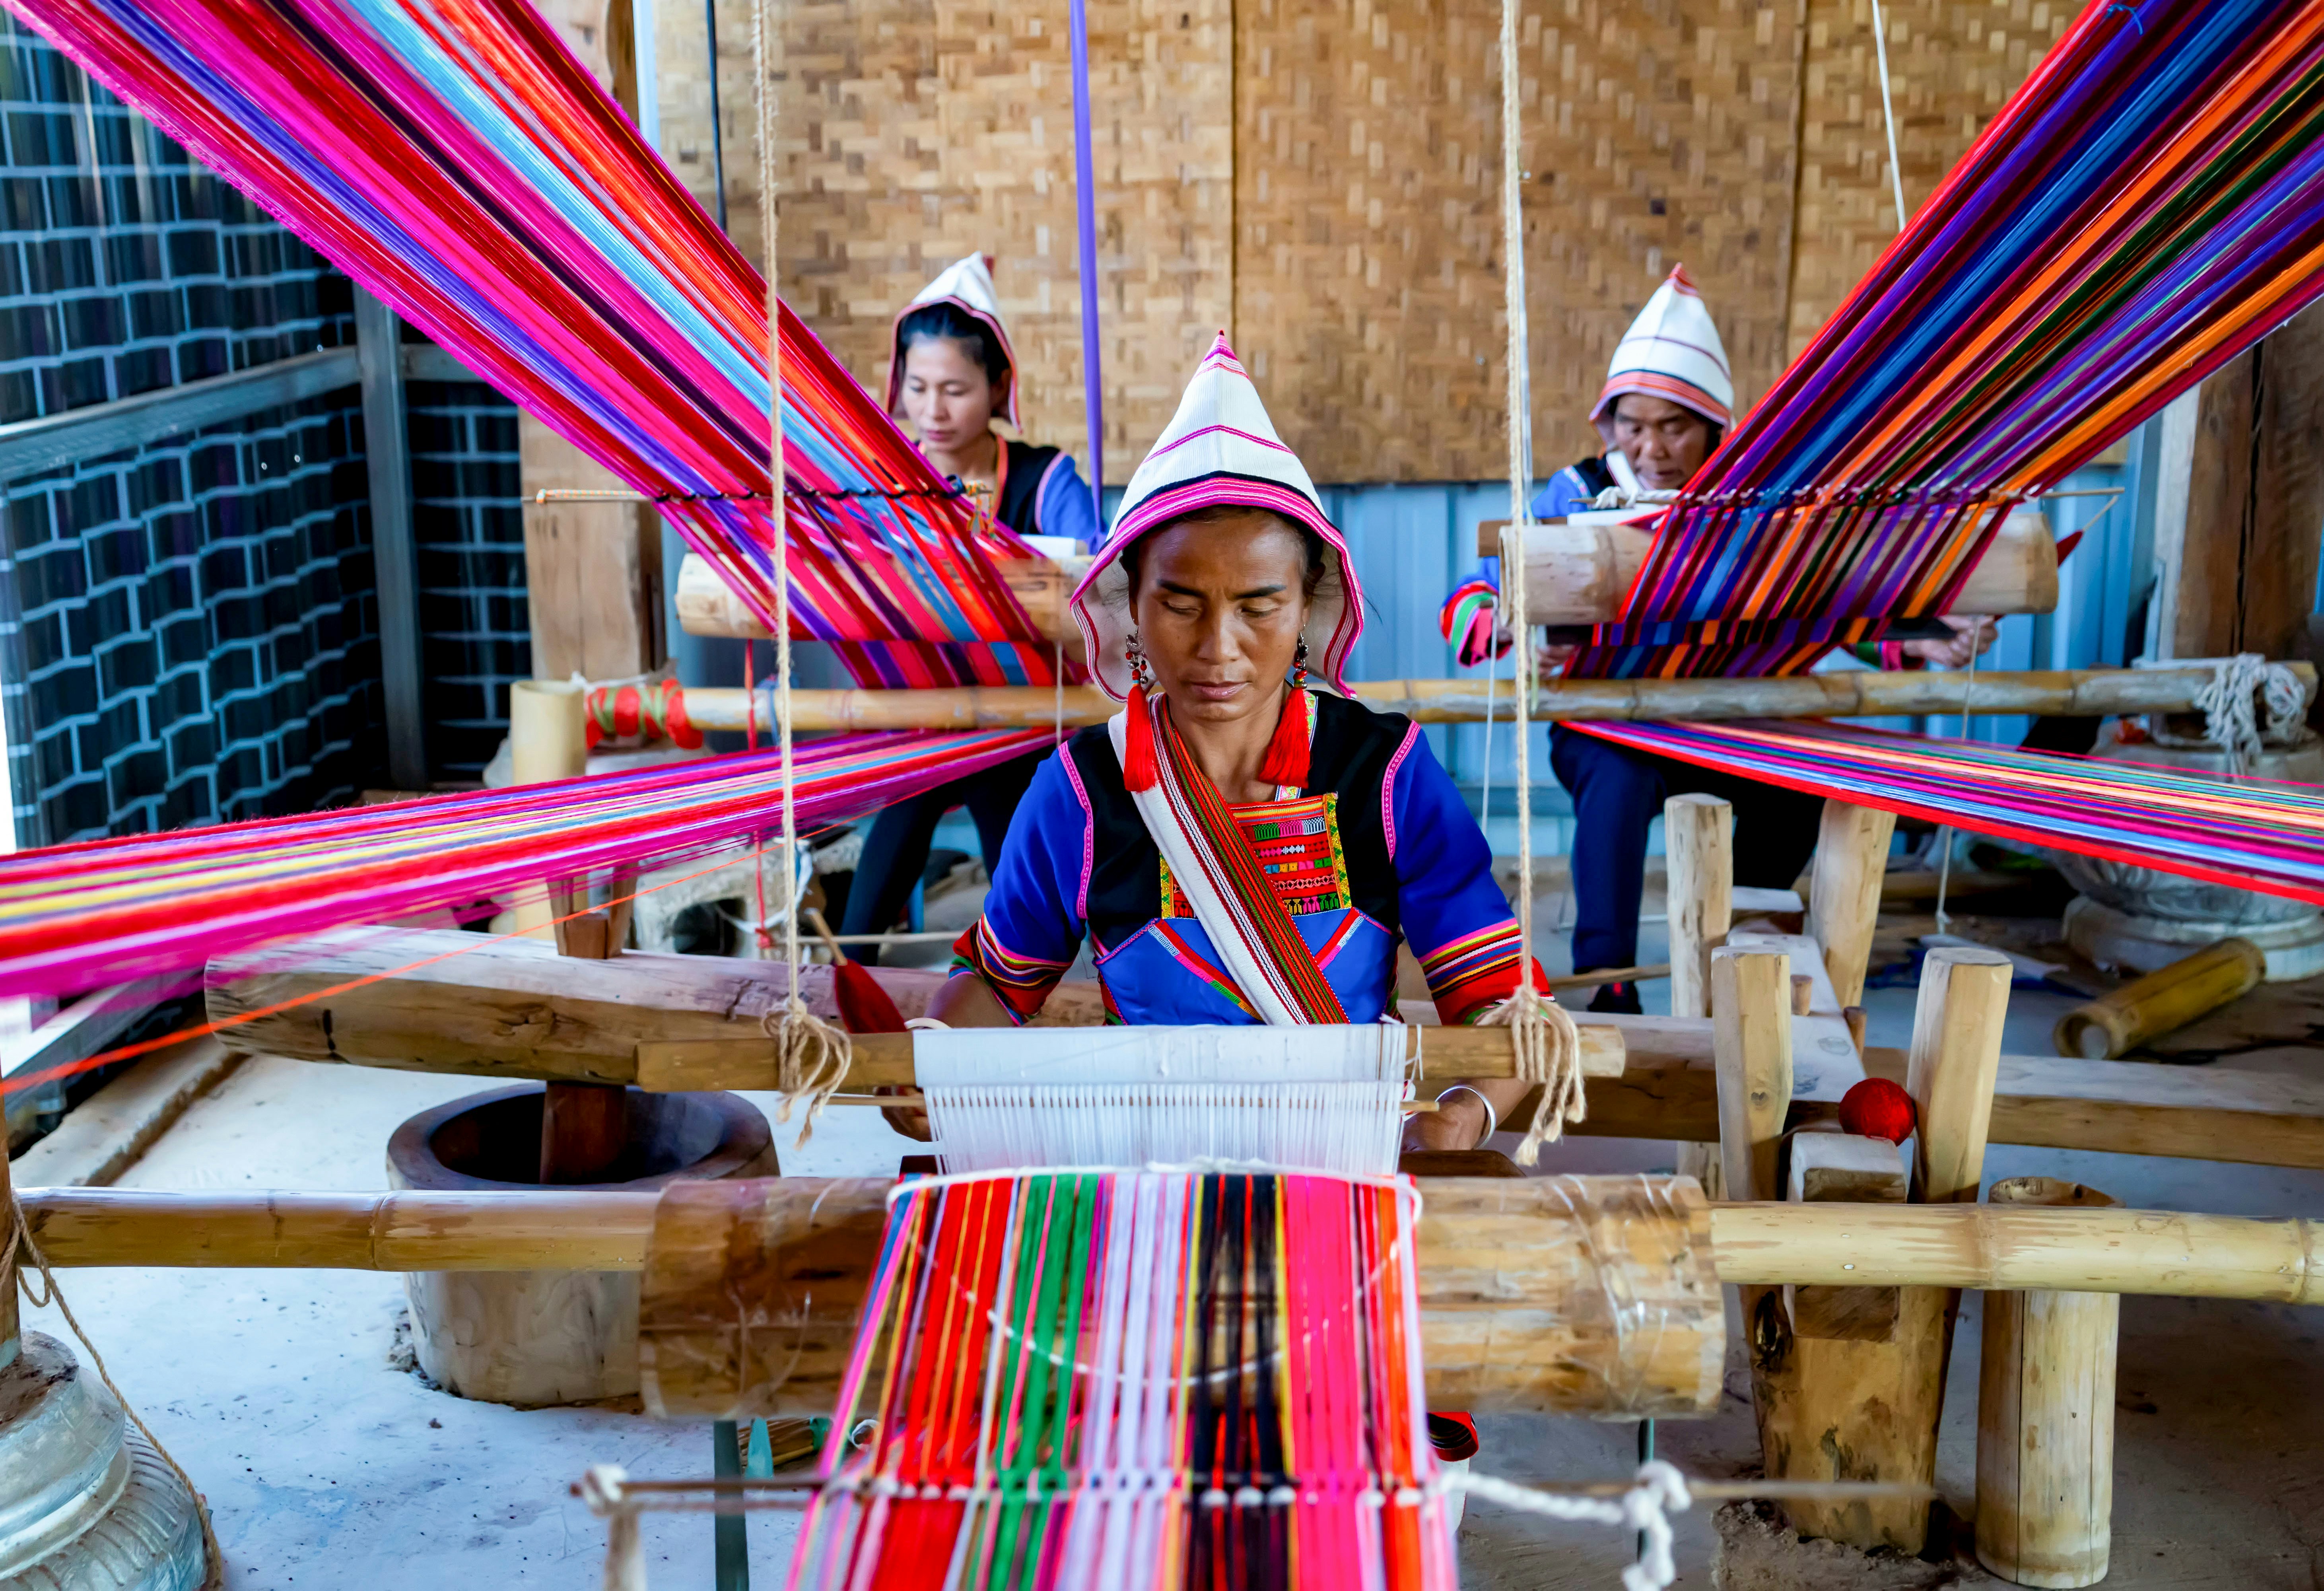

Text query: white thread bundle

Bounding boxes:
[923,1081,1407,1174]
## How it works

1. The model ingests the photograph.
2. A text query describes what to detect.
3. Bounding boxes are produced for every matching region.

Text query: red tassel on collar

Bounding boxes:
[1123,684,1159,792]
[1256,685,1311,790]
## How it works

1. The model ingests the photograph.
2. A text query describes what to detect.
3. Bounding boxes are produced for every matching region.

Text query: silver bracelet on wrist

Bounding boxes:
[1437,1085,1498,1150]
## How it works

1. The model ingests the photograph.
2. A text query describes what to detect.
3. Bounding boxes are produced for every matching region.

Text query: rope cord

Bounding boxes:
[2190,652,2311,774]
[752,0,848,1139]
[4,1208,224,1589]
[1496,0,1583,1165]
[1869,0,1908,230]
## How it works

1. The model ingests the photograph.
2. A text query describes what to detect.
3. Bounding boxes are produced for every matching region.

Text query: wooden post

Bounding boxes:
[1671,795,1734,1197]
[508,678,590,941]
[1711,947,1793,1204]
[2052,936,2264,1060]
[1907,945,2015,1206]
[1976,1177,2121,1589]
[1783,1133,1908,1342]
[1752,943,2012,1552]
[1807,799,1897,1009]
[1664,795,1733,1022]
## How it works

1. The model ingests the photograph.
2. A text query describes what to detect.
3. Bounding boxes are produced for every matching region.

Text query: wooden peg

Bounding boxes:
[1907,945,2014,1205]
[1665,794,1733,1022]
[1807,800,1897,1008]
[1712,946,1793,1205]
[1791,973,1814,1015]
[1976,1177,2121,1588]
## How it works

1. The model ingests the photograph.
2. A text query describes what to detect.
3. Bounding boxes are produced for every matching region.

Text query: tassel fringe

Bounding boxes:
[1484,982,1585,1166]
[1123,685,1159,792]
[1256,685,1311,789]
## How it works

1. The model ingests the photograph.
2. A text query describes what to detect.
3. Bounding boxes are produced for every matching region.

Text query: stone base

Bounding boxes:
[0,1333,205,1591]
[387,1085,778,1407]
[2063,895,2324,983]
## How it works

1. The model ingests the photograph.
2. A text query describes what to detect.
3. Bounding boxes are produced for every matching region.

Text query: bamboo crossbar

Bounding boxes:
[629,1023,1628,1091]
[662,664,2308,733]
[19,1187,2317,1302]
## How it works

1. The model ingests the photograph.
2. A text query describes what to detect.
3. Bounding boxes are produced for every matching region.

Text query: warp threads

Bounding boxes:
[787,1169,1454,1591]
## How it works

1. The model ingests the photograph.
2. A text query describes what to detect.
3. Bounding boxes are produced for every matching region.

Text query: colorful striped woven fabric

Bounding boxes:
[0,730,1049,1001]
[4,0,1058,689]
[789,1169,1452,1591]
[1577,718,2324,904]
[1570,0,2324,680]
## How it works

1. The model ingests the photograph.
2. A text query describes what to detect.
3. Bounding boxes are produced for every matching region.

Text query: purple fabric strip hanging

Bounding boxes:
[1069,0,1105,533]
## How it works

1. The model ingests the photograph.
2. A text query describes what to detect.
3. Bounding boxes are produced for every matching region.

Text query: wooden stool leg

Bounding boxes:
[1669,795,1733,1198]
[1977,1177,2120,1588]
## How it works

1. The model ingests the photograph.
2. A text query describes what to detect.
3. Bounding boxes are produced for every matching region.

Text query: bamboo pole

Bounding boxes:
[1807,801,1898,1010]
[2051,937,2264,1060]
[18,1185,2316,1303]
[657,661,2313,733]
[1976,1177,2121,1589]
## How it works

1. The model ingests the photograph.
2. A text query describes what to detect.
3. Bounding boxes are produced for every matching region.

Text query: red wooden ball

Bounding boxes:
[1838,1078,1916,1144]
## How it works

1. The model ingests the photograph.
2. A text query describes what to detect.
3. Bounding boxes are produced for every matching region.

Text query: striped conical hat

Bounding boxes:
[1589,264,1733,437]
[1071,333,1361,702]
[884,253,1021,428]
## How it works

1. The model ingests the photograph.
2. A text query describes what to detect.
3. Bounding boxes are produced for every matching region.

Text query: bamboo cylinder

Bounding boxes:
[635,1174,1726,1421]
[507,679,589,939]
[2051,937,2264,1060]
[656,662,2318,734]
[1975,1177,2120,1589]
[23,1186,2317,1304]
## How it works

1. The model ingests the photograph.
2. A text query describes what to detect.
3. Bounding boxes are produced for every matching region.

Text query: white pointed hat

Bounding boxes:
[1589,263,1733,440]
[1071,333,1362,702]
[885,253,1021,428]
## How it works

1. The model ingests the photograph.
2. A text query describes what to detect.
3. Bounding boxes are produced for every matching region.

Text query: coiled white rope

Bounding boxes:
[2191,652,2310,774]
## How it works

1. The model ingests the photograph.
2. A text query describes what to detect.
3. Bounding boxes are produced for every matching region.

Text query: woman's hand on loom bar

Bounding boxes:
[1407,1083,1493,1152]
[1901,615,1998,668]
[1534,642,1577,676]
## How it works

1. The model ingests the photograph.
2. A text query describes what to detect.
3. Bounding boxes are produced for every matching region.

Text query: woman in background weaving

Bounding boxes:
[927,333,1549,1158]
[1442,266,1994,1011]
[838,254,1100,962]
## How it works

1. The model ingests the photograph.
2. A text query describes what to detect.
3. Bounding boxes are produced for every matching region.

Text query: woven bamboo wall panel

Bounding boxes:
[1787,0,2070,356]
[1234,0,1803,482]
[648,0,1230,484]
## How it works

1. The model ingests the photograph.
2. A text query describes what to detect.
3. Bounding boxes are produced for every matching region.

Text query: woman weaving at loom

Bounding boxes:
[1442,266,1995,1013]
[838,254,1101,963]
[923,333,1549,1159]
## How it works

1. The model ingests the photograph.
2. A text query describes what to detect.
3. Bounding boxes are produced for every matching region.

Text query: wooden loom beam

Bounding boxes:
[653,661,2310,733]
[1478,511,2060,620]
[210,934,2324,1170]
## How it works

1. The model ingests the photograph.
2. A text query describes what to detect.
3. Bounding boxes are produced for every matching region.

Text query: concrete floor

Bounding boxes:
[20,896,2324,1588]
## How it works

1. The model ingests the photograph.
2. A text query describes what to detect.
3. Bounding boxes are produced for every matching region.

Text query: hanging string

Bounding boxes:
[1932,634,1979,935]
[1495,0,1582,1164]
[752,0,847,1138]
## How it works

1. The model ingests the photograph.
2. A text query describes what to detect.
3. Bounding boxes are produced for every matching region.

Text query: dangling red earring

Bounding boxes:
[1123,630,1159,792]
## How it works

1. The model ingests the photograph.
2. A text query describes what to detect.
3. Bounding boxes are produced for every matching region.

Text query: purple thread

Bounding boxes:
[1069,0,1105,531]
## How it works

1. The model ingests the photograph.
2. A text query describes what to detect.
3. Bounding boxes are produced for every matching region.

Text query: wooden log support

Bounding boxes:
[507,677,588,942]
[2051,936,2265,1060]
[1753,945,2013,1552]
[1475,511,2058,618]
[636,1175,1728,1422]
[1806,800,1898,1010]
[654,661,2316,734]
[1976,1177,2122,1589]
